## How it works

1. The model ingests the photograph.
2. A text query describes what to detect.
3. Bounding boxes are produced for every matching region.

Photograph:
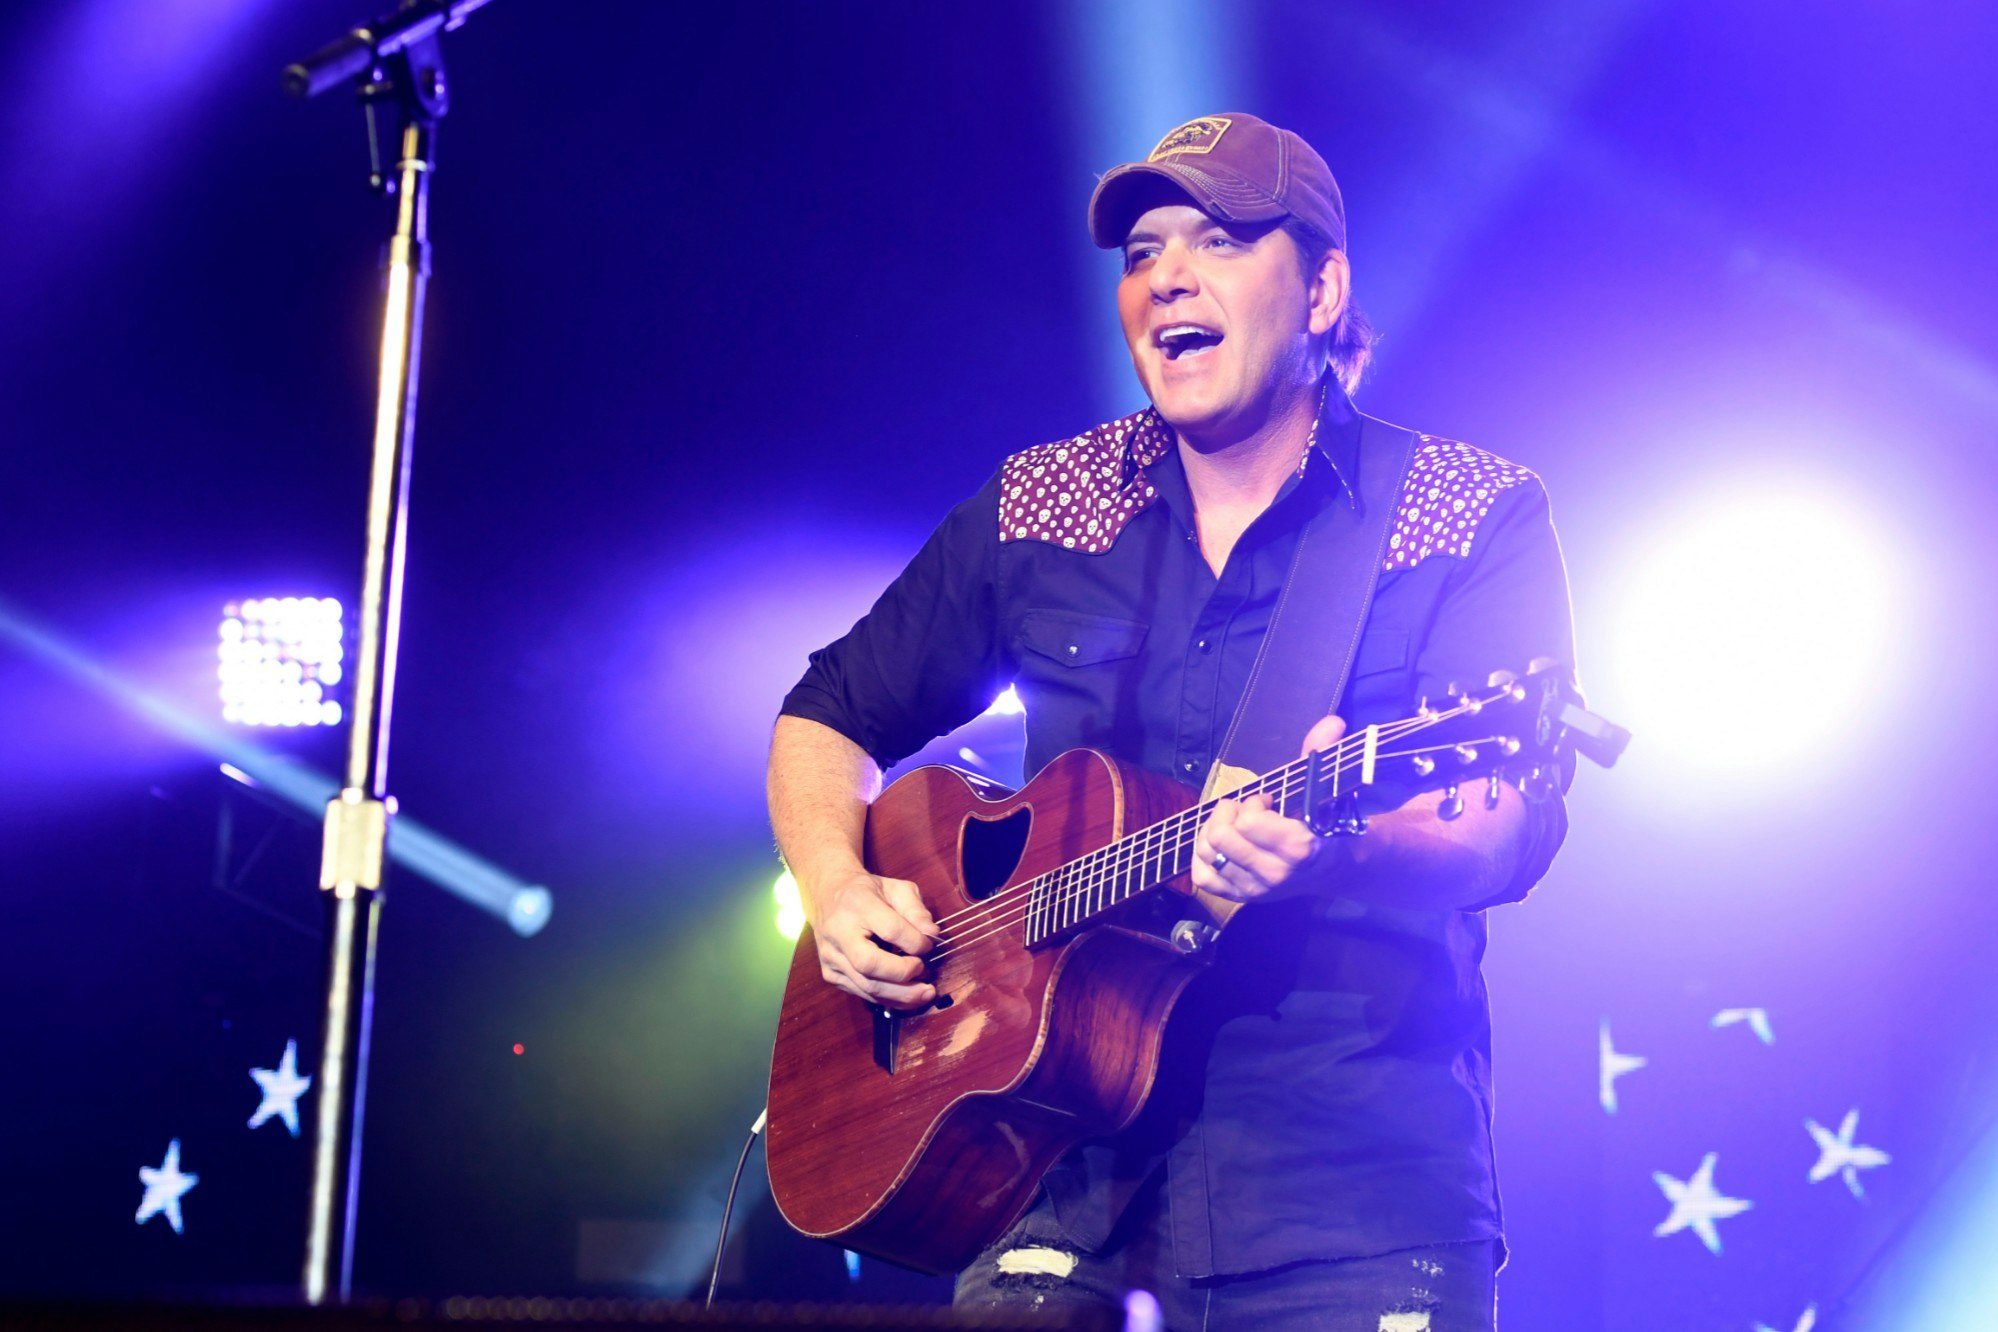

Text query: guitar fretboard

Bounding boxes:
[1021,731,1368,945]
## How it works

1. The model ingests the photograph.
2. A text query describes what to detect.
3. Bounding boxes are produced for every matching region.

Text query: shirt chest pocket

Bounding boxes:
[1016,609,1149,669]
[1011,610,1150,750]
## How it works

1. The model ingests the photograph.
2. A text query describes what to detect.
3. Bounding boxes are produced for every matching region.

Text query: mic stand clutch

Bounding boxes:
[283,9,469,1306]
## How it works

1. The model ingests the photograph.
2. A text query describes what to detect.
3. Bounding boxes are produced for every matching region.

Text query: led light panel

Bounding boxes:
[219,597,344,727]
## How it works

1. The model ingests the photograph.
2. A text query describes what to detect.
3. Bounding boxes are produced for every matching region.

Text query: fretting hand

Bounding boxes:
[1191,714,1348,903]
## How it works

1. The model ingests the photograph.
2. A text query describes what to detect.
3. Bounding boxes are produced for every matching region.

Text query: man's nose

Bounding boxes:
[1149,242,1197,302]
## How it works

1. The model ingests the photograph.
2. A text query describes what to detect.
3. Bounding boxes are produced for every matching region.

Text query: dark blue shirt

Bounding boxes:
[780,390,1577,1276]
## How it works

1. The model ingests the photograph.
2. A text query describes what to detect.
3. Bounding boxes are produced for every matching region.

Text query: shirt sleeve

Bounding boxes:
[1412,477,1580,908]
[778,473,1013,768]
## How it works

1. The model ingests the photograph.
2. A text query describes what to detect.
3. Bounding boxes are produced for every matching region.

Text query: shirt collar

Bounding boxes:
[1312,381,1363,506]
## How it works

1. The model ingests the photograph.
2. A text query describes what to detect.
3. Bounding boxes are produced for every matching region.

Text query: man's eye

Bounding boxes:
[1204,235,1239,251]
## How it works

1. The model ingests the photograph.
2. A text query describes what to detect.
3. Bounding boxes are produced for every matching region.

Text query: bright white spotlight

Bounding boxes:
[986,684,1025,716]
[773,869,805,942]
[1607,482,1899,778]
[219,598,345,727]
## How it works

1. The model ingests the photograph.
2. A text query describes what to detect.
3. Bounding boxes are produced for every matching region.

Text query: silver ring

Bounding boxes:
[1212,851,1230,871]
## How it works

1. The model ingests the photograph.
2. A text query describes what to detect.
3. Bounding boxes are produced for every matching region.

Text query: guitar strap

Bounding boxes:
[1208,407,1421,788]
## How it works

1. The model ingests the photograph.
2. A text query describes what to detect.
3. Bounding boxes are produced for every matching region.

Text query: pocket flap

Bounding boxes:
[1018,610,1149,667]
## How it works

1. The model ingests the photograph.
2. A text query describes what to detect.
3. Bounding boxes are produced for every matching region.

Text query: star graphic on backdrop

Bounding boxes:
[1652,1151,1752,1254]
[1711,1007,1775,1044]
[248,1039,313,1136]
[1807,1108,1890,1198]
[1599,1018,1647,1115]
[1754,1305,1817,1332]
[136,1139,198,1234]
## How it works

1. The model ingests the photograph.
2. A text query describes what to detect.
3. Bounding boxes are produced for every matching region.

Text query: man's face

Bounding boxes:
[1116,203,1335,445]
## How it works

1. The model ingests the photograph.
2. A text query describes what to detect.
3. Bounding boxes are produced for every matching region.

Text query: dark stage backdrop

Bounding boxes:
[3,2,1996,1328]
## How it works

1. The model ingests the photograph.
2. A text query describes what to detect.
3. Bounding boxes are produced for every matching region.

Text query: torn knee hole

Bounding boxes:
[993,1243,1079,1287]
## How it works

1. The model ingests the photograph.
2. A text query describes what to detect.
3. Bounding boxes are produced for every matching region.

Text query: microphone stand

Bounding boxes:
[283,3,487,1304]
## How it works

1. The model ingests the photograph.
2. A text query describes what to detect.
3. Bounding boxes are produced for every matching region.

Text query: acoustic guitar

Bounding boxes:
[764,661,1625,1273]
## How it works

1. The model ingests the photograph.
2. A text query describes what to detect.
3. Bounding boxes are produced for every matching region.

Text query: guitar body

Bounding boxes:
[764,749,1212,1274]
[762,664,1610,1274]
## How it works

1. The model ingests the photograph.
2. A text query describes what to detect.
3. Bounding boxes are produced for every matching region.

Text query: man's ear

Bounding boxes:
[1307,249,1350,337]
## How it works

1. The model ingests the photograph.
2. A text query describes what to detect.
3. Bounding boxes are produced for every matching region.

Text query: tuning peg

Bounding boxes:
[1498,736,1522,757]
[1486,669,1518,689]
[1410,754,1436,778]
[1416,696,1437,719]
[1486,773,1504,809]
[1438,784,1463,820]
[1527,656,1558,676]
[1453,744,1479,765]
[1518,765,1557,803]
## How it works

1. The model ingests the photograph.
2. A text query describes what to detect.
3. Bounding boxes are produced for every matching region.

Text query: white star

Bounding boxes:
[1754,1305,1817,1332]
[1807,1109,1890,1199]
[136,1139,199,1234]
[1600,1018,1647,1115]
[1711,1007,1775,1044]
[1652,1151,1752,1254]
[248,1039,314,1137]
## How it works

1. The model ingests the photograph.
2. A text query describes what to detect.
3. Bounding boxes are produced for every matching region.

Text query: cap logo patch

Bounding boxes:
[1148,116,1232,161]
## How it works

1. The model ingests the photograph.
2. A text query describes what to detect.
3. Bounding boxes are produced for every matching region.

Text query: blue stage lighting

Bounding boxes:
[219,597,344,727]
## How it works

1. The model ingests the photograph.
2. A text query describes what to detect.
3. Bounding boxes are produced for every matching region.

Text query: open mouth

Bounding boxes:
[1155,323,1224,360]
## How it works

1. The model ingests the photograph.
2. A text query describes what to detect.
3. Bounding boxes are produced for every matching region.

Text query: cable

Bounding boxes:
[704,1107,767,1309]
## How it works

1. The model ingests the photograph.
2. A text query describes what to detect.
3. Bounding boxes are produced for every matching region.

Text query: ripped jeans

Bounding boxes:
[955,1184,1496,1332]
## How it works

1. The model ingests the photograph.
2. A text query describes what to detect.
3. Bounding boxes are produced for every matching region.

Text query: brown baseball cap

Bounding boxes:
[1088,112,1347,252]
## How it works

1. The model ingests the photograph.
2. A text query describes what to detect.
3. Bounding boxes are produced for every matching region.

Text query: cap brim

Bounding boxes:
[1087,160,1289,249]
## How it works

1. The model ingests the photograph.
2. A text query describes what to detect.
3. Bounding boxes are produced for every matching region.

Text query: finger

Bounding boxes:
[878,877,941,939]
[1189,851,1241,900]
[1207,821,1293,886]
[1300,713,1350,758]
[856,892,935,956]
[865,978,938,1011]
[834,932,928,984]
[1229,805,1323,863]
[829,959,935,1011]
[1194,800,1239,866]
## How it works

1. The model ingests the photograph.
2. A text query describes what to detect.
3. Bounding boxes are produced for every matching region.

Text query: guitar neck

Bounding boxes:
[1020,714,1419,946]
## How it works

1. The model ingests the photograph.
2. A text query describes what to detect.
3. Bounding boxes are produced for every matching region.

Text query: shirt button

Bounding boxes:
[1197,638,1211,653]
[1183,760,1197,773]
[1066,644,1078,657]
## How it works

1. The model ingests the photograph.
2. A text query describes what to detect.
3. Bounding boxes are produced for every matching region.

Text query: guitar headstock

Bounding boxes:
[1296,659,1629,829]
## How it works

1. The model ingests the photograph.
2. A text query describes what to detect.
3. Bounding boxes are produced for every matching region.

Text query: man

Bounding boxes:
[769,113,1575,1330]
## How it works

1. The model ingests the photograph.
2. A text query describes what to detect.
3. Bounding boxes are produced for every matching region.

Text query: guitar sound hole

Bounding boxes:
[961,807,1031,901]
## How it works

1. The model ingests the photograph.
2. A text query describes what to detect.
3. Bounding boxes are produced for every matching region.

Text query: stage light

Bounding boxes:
[987,684,1025,716]
[219,597,344,727]
[1605,479,1899,781]
[773,870,805,942]
[0,597,553,934]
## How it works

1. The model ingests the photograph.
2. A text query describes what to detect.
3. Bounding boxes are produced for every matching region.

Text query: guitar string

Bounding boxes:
[923,753,1359,967]
[923,707,1446,935]
[922,720,1517,969]
[917,722,1488,968]
[922,733,1511,969]
[922,705,1485,958]
[923,705,1456,940]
